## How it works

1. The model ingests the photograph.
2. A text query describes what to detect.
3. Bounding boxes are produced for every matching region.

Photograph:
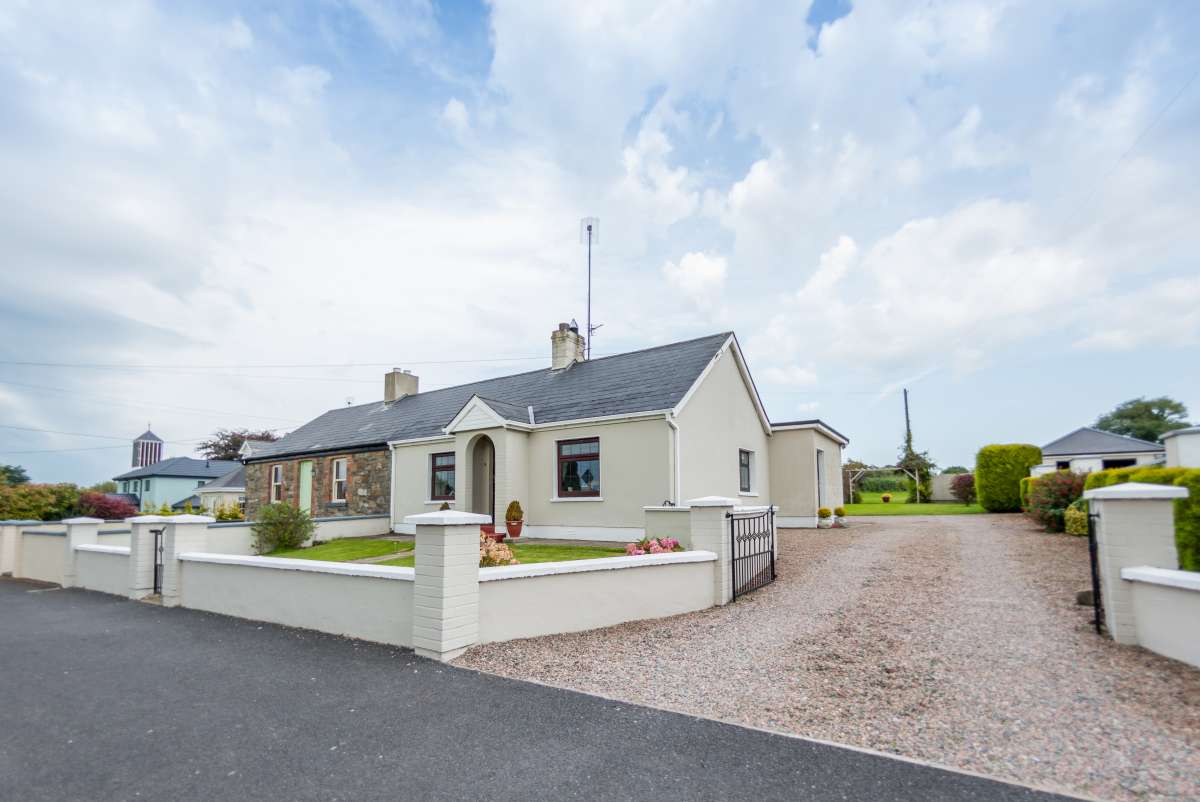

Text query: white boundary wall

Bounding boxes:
[479,552,716,642]
[178,554,415,647]
[1121,567,1200,667]
[19,530,66,584]
[75,545,131,596]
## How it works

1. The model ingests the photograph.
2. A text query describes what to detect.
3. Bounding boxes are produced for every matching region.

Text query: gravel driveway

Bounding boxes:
[459,515,1200,802]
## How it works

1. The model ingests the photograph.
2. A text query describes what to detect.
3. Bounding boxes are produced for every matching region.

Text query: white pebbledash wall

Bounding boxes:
[1085,482,1200,668]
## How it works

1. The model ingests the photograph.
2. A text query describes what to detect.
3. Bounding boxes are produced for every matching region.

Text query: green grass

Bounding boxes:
[844,490,984,517]
[269,538,413,561]
[376,542,627,568]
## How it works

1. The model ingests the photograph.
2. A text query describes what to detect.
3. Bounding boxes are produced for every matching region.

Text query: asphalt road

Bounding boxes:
[0,579,1080,801]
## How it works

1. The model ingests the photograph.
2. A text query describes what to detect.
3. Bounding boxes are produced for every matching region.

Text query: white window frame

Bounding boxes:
[271,464,284,502]
[738,449,756,495]
[816,448,827,508]
[331,458,348,502]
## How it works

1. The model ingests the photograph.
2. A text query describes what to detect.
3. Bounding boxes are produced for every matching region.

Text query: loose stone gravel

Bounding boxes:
[457,514,1200,802]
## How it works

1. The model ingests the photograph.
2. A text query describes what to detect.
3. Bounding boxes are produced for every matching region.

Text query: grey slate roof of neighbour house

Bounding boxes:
[251,332,735,461]
[1042,427,1165,457]
[104,493,141,508]
[200,466,246,491]
[770,418,851,444]
[114,457,241,481]
[172,495,202,511]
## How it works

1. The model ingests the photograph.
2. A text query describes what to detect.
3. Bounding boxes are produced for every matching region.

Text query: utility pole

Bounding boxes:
[903,388,912,451]
[580,217,600,359]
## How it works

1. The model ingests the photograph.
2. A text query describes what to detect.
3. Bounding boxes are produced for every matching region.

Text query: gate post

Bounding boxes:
[127,515,169,599]
[1083,482,1187,644]
[0,520,39,576]
[687,496,737,606]
[62,517,103,588]
[405,510,491,662]
[160,515,216,608]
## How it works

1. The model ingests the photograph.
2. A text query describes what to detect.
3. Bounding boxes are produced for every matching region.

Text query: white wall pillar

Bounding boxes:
[405,509,490,662]
[127,515,169,599]
[687,496,736,606]
[160,515,216,608]
[62,517,103,588]
[1084,482,1188,644]
[0,520,39,576]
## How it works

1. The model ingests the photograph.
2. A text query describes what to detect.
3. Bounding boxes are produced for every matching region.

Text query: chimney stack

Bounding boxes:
[551,322,586,370]
[385,368,419,402]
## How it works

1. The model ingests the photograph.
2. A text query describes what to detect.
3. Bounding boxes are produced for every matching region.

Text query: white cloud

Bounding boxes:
[662,252,727,308]
[441,97,469,135]
[224,17,253,50]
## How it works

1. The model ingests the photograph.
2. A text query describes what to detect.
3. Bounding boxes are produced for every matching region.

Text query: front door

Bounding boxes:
[471,437,495,522]
[298,461,313,514]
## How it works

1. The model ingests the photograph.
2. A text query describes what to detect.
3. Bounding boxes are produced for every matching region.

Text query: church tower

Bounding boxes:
[132,427,163,468]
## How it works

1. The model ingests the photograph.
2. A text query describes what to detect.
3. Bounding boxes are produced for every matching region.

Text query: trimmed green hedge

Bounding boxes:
[1019,476,1034,510]
[975,444,1042,512]
[1083,465,1200,570]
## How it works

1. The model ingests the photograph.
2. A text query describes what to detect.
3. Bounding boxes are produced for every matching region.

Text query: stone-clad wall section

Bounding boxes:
[245,450,390,519]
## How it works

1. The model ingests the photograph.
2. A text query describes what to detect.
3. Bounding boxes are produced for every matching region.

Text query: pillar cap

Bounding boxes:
[126,515,171,523]
[686,496,738,507]
[404,510,492,526]
[1084,482,1188,501]
[62,516,104,524]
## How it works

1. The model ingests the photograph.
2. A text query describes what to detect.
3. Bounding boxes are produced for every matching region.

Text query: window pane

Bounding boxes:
[559,457,600,495]
[432,469,455,498]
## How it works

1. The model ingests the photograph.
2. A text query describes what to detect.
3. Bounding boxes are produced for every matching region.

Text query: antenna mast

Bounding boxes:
[580,217,600,359]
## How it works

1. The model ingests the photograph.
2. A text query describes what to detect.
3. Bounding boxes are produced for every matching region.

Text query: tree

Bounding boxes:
[0,464,30,486]
[77,491,137,520]
[950,473,977,505]
[1095,397,1190,443]
[86,480,118,493]
[897,389,936,503]
[197,428,280,461]
[941,466,969,475]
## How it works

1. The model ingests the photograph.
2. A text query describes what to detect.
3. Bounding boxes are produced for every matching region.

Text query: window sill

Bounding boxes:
[425,500,456,506]
[328,500,347,506]
[551,496,604,503]
[738,492,760,498]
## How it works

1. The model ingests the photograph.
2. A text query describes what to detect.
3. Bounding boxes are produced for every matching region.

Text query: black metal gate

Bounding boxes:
[152,527,164,595]
[1086,512,1104,634]
[728,508,776,600]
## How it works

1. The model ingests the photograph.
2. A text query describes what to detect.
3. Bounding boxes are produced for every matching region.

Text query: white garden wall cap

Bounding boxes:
[1084,482,1188,501]
[62,516,105,524]
[643,505,690,511]
[480,549,717,582]
[404,510,492,526]
[75,544,131,556]
[686,496,738,507]
[126,515,172,523]
[178,552,416,581]
[171,514,217,523]
[1,519,42,525]
[1121,565,1200,592]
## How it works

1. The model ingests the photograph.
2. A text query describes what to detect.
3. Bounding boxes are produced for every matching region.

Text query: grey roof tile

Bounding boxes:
[1042,427,1165,456]
[200,466,246,491]
[114,457,242,481]
[252,332,733,461]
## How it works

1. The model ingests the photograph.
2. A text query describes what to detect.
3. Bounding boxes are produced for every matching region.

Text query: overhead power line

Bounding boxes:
[0,355,553,370]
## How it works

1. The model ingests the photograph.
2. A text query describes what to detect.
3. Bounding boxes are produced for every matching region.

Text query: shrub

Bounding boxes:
[0,483,81,521]
[251,503,315,554]
[1027,471,1086,532]
[951,473,977,505]
[1019,476,1033,510]
[625,536,684,556]
[817,507,832,519]
[505,500,523,522]
[1129,466,1191,486]
[1064,506,1089,536]
[975,444,1042,512]
[438,501,450,511]
[1174,472,1200,571]
[76,492,137,520]
[860,475,907,492]
[833,506,846,517]
[850,489,863,504]
[214,502,245,522]
[880,493,892,503]
[479,533,519,566]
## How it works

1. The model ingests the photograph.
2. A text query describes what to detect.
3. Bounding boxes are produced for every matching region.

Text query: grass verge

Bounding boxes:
[377,542,627,568]
[269,538,413,561]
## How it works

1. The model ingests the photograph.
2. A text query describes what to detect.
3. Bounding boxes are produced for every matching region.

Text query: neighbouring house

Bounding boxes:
[113,438,241,512]
[170,466,246,513]
[244,324,848,539]
[1030,426,1166,476]
[1163,425,1200,468]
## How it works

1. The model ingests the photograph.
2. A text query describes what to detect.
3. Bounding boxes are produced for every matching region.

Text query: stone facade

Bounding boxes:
[245,449,391,519]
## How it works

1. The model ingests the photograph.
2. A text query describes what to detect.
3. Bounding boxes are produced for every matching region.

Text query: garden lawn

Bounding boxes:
[269,538,413,561]
[377,542,627,568]
[845,491,984,517]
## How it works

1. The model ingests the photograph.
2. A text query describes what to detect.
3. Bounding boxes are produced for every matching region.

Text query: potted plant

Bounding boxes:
[881,493,892,504]
[505,500,524,538]
[833,506,846,527]
[817,507,832,529]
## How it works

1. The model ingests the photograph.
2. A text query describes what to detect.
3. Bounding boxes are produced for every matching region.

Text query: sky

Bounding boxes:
[1,0,1198,485]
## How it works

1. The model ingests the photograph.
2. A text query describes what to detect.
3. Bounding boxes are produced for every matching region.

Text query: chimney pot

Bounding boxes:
[385,368,419,402]
[551,323,586,369]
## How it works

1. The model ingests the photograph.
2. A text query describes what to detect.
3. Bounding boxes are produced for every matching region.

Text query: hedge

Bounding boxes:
[975,444,1042,512]
[1083,465,1200,571]
[1019,476,1033,510]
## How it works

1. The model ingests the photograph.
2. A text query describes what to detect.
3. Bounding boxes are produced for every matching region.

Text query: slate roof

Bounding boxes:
[200,466,246,491]
[171,495,202,511]
[104,493,141,508]
[251,332,734,461]
[1042,427,1165,457]
[771,418,851,444]
[114,457,242,481]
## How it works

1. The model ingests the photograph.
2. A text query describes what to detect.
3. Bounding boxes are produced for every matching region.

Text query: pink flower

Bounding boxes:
[658,537,679,550]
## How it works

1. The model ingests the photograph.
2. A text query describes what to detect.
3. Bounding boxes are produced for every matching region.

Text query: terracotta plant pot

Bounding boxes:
[481,524,496,535]
[506,519,524,538]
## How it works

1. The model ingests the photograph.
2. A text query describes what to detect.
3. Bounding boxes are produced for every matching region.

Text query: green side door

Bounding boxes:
[298,460,314,514]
